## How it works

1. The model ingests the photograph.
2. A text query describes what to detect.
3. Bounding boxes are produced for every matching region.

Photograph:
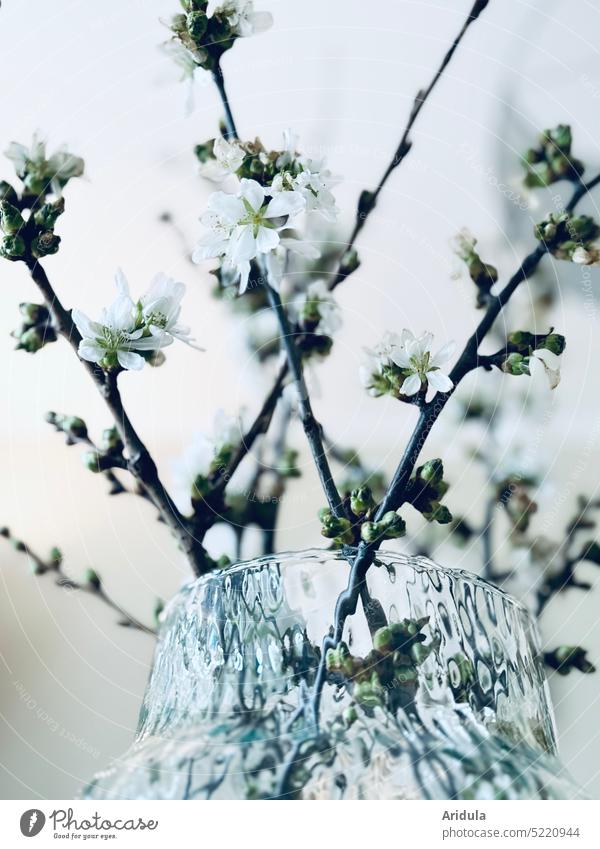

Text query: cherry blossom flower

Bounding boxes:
[193,178,305,292]
[391,330,455,396]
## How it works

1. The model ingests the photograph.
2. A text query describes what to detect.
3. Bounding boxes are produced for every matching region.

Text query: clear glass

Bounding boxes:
[83,549,582,800]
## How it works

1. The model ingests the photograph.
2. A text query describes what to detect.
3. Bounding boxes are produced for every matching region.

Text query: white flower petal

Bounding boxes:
[401,373,422,396]
[78,341,104,363]
[239,178,265,212]
[266,191,304,219]
[256,225,280,254]
[117,350,145,370]
[426,370,453,393]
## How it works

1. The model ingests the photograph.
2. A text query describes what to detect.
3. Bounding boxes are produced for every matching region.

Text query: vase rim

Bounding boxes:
[190,546,533,619]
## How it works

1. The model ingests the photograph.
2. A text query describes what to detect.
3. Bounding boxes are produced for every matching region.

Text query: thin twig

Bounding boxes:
[0,528,156,636]
[264,281,346,519]
[212,61,239,139]
[329,0,491,291]
[23,257,210,575]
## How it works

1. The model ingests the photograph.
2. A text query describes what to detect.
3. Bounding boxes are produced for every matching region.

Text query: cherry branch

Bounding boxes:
[0,527,157,636]
[23,257,211,576]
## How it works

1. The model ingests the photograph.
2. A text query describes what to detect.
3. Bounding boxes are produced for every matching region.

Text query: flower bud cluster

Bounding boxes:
[523,125,584,188]
[325,617,435,715]
[166,1,272,74]
[534,212,600,264]
[452,228,498,308]
[405,458,453,524]
[12,302,57,353]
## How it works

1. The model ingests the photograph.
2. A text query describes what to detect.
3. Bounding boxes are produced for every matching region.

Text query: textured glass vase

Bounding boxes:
[83,549,582,800]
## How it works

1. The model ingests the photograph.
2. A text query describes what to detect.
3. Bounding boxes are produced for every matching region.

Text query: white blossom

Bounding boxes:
[140,273,200,348]
[210,0,273,37]
[390,330,455,396]
[529,349,561,390]
[5,133,84,196]
[73,284,167,373]
[193,178,305,292]
[72,270,197,371]
[199,136,246,181]
[289,280,342,336]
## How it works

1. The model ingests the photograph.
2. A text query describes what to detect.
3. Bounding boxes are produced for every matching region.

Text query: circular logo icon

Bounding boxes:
[19,809,46,837]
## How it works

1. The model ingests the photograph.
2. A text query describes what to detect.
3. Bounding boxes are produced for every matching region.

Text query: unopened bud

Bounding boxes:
[0,234,26,259]
[0,200,25,235]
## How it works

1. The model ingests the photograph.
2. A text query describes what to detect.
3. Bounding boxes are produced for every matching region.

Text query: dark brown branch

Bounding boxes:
[23,257,210,575]
[329,0,491,292]
[264,281,347,519]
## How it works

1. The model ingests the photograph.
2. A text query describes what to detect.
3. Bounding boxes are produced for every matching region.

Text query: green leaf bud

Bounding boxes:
[0,233,26,259]
[32,230,61,258]
[82,450,101,473]
[419,458,444,485]
[85,568,101,590]
[540,333,566,356]
[0,200,25,235]
[350,485,375,516]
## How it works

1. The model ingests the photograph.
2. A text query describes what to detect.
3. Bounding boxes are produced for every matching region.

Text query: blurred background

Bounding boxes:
[1,0,600,798]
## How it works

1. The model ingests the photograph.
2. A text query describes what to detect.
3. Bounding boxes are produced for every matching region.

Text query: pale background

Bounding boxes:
[1,0,600,798]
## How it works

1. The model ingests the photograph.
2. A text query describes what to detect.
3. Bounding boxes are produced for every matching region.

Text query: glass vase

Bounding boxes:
[83,548,582,800]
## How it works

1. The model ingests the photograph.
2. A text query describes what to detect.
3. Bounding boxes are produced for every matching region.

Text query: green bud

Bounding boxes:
[540,333,566,356]
[350,485,375,516]
[319,508,354,544]
[191,473,210,501]
[154,598,165,626]
[373,626,393,653]
[65,416,88,440]
[502,352,530,376]
[194,140,215,163]
[0,233,26,259]
[339,248,360,277]
[19,302,47,324]
[49,546,63,566]
[276,447,301,479]
[82,450,101,473]
[34,197,65,229]
[32,230,60,258]
[187,10,208,40]
[15,325,55,353]
[85,568,101,590]
[419,458,444,485]
[507,330,535,351]
[424,503,453,524]
[361,511,406,543]
[354,680,381,708]
[101,426,123,453]
[343,705,358,727]
[0,200,25,235]
[0,181,18,205]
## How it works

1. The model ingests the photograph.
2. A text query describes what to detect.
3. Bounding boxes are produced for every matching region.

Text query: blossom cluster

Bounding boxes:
[361,329,455,400]
[73,271,197,371]
[5,134,84,198]
[165,0,272,77]
[193,132,339,292]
